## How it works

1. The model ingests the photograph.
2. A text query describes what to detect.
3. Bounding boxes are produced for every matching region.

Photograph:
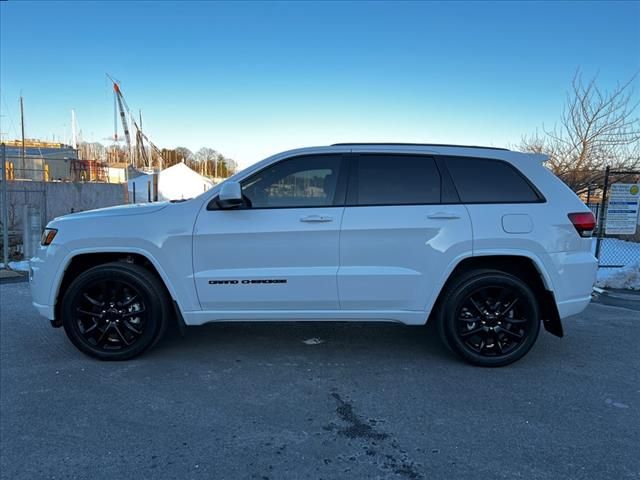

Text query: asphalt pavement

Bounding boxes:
[1,281,639,480]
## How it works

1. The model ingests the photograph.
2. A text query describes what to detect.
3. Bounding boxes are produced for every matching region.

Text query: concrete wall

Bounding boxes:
[1,181,127,253]
[41,182,127,222]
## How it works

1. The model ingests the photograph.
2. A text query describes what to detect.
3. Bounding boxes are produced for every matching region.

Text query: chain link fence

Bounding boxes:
[1,149,47,266]
[589,168,640,269]
[1,145,128,268]
[585,201,636,268]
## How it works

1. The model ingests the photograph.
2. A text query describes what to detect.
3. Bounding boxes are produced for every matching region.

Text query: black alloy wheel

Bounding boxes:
[61,262,169,360]
[456,285,531,356]
[438,270,540,367]
[74,278,147,350]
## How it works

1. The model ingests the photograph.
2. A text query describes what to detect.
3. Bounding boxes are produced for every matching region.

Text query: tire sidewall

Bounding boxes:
[441,272,541,367]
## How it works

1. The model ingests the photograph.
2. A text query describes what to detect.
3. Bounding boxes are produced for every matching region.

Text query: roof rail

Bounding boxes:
[331,142,510,151]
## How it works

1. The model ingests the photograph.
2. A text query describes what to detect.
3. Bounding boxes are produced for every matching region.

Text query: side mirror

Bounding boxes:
[217,181,244,209]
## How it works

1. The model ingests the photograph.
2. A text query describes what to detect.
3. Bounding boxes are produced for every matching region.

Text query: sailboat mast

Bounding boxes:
[71,109,78,150]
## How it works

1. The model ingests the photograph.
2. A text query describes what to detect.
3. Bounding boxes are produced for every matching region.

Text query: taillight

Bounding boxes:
[568,212,596,237]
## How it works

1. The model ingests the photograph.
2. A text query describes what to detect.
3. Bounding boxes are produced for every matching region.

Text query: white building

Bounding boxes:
[128,162,214,203]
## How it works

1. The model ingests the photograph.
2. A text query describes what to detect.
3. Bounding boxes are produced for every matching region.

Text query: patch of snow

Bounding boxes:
[592,238,640,290]
[0,260,30,272]
[605,398,629,409]
[596,261,640,290]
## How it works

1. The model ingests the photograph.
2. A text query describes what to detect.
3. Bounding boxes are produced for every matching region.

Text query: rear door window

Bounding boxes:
[444,157,542,203]
[348,154,441,206]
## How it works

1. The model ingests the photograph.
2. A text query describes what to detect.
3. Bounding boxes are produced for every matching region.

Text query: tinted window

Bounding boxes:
[241,155,342,208]
[445,157,541,203]
[350,155,441,205]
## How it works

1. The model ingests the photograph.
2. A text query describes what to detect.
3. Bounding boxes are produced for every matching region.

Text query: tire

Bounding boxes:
[61,262,170,360]
[437,269,541,367]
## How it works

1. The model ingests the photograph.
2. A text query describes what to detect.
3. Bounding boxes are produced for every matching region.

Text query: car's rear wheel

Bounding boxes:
[61,262,169,360]
[438,269,540,367]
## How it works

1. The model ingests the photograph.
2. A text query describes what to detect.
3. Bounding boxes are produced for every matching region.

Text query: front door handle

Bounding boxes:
[300,215,333,223]
[427,212,461,220]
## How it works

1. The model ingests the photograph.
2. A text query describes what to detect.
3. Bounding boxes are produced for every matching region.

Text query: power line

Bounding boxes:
[0,90,21,140]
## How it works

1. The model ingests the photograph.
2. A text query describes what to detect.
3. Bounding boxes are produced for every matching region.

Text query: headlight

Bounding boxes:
[41,228,58,246]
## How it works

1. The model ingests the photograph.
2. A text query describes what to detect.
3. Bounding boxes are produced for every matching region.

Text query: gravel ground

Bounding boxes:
[1,281,639,480]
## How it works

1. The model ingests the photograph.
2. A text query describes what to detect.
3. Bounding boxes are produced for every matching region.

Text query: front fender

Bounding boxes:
[48,246,197,321]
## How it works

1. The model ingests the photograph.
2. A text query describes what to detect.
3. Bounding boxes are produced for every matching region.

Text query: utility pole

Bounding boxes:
[594,165,610,261]
[20,97,25,179]
[1,143,9,268]
[0,113,6,143]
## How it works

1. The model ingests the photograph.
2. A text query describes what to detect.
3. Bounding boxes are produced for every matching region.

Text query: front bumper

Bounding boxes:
[30,243,69,322]
[32,301,55,321]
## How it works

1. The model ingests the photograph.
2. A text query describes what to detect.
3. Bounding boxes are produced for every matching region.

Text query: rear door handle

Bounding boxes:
[427,212,461,220]
[300,215,333,223]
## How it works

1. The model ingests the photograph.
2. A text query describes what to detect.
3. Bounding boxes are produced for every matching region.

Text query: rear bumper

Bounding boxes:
[546,251,597,319]
[556,295,593,319]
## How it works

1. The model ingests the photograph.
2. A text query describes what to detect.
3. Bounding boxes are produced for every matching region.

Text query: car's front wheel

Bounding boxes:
[61,262,169,360]
[438,269,541,367]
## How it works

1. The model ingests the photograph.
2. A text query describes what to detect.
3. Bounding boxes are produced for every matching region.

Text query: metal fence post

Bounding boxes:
[594,165,610,261]
[22,204,41,260]
[1,143,9,268]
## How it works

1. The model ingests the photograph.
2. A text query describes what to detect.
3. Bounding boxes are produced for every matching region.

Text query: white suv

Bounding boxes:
[30,144,598,366]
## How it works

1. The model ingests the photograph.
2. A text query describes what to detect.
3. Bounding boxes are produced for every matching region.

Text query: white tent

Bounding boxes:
[127,162,214,203]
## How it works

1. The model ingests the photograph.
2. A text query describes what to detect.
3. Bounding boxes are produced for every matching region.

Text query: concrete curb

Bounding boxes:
[0,269,27,284]
[593,286,640,302]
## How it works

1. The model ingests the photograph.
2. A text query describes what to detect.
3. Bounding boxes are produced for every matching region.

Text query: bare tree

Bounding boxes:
[78,142,107,161]
[193,147,219,177]
[520,70,640,195]
[175,147,193,162]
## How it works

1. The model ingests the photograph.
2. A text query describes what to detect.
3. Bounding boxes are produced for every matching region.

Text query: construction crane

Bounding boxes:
[107,74,164,169]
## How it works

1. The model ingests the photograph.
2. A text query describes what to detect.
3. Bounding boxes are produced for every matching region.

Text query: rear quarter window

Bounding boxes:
[444,156,542,203]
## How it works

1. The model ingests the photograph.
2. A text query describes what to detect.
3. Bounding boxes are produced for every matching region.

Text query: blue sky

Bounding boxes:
[1,1,639,167]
